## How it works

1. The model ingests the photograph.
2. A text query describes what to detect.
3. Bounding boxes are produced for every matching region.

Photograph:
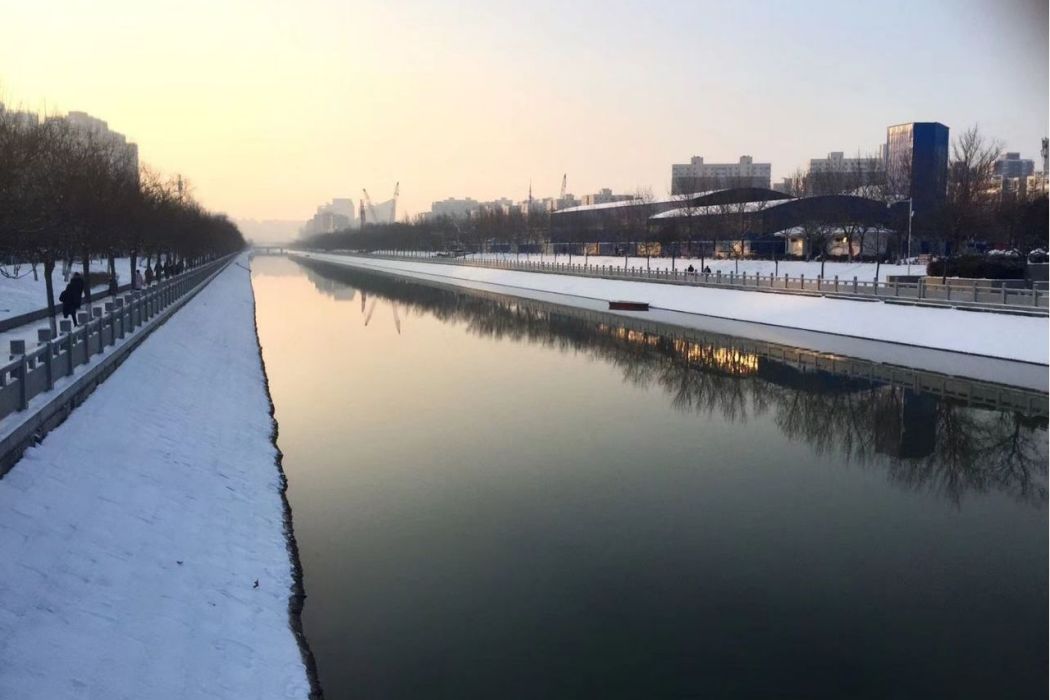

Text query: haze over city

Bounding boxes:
[1,0,1046,239]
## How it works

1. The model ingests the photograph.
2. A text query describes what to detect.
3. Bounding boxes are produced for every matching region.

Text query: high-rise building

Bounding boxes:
[51,111,140,184]
[671,155,771,194]
[885,122,949,217]
[300,198,358,236]
[993,152,1035,179]
[806,151,884,195]
[430,197,480,219]
[580,188,633,206]
[0,102,39,130]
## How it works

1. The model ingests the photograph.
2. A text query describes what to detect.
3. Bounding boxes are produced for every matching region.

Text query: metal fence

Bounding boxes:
[0,255,233,424]
[356,251,1049,315]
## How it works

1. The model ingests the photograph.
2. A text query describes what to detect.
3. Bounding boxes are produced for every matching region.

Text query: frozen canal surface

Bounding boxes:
[253,256,1048,700]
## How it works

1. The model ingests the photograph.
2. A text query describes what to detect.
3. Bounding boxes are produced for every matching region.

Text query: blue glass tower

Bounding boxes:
[886,122,949,221]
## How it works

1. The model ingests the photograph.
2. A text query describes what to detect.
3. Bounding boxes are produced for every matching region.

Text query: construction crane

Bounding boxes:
[391,182,399,224]
[559,173,567,201]
[359,199,366,228]
[361,188,379,225]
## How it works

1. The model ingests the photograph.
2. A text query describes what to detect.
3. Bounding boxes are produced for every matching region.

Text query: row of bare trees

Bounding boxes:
[0,108,244,332]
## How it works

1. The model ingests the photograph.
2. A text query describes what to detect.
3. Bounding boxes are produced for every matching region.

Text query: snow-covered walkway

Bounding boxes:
[0,256,310,699]
[293,252,1049,367]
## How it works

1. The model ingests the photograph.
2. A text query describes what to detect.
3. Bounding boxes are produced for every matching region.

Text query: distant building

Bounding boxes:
[471,198,515,215]
[553,193,580,211]
[580,188,634,206]
[327,198,357,222]
[805,151,884,196]
[885,122,949,218]
[44,110,139,184]
[771,177,797,195]
[671,155,771,194]
[990,173,1048,202]
[0,102,39,130]
[993,152,1035,179]
[301,198,358,237]
[430,197,479,219]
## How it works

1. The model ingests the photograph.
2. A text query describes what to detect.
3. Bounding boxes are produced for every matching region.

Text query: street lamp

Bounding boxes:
[906,198,915,275]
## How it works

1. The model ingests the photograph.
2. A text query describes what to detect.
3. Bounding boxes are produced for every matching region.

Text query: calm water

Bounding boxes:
[252,256,1048,699]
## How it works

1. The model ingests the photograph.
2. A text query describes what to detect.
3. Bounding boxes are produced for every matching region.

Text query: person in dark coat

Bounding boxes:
[145,266,154,286]
[60,272,85,326]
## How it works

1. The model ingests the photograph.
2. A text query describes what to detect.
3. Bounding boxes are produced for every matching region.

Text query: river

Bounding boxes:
[252,255,1047,699]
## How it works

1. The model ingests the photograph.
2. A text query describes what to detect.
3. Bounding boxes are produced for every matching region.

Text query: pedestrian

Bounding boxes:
[145,266,154,286]
[703,265,711,274]
[60,272,85,326]
[155,262,164,281]
[133,268,144,290]
[108,275,118,298]
[686,264,695,273]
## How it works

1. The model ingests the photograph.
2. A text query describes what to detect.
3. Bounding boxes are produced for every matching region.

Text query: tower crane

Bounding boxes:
[559,173,567,200]
[361,188,379,225]
[391,182,399,224]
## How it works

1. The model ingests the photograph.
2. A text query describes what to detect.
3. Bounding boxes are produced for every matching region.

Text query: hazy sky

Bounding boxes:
[2,0,1046,223]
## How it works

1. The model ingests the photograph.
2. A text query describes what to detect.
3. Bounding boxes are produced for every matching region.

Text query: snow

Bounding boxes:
[651,200,791,218]
[293,252,1049,367]
[0,254,310,699]
[453,252,919,282]
[554,189,784,214]
[0,258,133,321]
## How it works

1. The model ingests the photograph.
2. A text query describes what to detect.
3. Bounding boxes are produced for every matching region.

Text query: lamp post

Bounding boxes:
[906,198,915,275]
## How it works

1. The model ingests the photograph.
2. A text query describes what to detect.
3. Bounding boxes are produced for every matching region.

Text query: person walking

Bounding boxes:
[59,272,85,327]
[144,266,154,286]
[133,269,144,290]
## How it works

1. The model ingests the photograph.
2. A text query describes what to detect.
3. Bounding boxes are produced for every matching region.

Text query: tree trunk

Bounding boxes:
[82,254,91,305]
[44,256,57,337]
[130,249,138,286]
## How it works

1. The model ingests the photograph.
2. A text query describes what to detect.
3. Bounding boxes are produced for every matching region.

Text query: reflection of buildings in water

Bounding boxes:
[596,325,760,376]
[302,266,358,301]
[873,387,937,460]
[294,258,1048,507]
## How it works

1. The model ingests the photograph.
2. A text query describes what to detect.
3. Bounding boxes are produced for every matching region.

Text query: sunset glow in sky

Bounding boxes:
[2,0,1046,225]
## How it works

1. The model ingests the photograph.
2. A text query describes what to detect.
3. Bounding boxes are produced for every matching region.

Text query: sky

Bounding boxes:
[1,0,1047,234]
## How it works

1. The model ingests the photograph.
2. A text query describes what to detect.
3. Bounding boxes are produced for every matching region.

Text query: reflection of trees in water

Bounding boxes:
[298,260,1048,507]
[891,407,1047,506]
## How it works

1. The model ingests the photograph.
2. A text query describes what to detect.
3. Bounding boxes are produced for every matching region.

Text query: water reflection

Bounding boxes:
[297,259,1048,508]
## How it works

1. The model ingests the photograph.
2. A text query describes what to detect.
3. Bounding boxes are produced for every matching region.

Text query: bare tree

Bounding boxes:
[941,125,1003,275]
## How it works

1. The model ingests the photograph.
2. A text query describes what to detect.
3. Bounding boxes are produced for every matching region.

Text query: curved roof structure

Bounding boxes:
[552,187,792,216]
[650,194,892,236]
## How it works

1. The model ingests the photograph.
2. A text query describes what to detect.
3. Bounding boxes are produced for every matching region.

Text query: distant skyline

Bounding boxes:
[1,0,1046,225]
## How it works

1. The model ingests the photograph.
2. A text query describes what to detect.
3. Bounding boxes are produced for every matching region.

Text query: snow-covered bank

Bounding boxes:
[0,258,132,322]
[293,252,1049,367]
[378,251,918,282]
[0,255,311,698]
